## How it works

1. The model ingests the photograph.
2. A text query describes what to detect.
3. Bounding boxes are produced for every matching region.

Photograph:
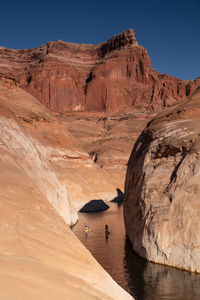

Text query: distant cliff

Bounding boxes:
[0,29,199,114]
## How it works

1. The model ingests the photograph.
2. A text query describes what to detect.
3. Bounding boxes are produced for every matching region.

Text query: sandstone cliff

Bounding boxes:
[0,78,132,299]
[124,89,200,272]
[0,77,118,206]
[0,29,199,115]
[1,29,199,191]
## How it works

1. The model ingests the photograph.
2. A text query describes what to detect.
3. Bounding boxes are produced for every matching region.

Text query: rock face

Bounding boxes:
[0,29,199,115]
[79,199,110,212]
[58,110,155,190]
[0,78,132,299]
[124,89,200,272]
[111,188,124,203]
[1,29,199,192]
[0,80,78,226]
[0,78,119,208]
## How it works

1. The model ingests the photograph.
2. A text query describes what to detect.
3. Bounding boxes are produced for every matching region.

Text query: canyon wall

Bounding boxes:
[1,28,200,291]
[124,89,200,272]
[60,110,155,189]
[1,29,199,190]
[0,78,118,207]
[0,29,199,115]
[0,78,132,299]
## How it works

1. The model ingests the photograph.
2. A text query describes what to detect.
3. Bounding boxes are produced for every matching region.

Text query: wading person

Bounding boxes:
[105,224,110,239]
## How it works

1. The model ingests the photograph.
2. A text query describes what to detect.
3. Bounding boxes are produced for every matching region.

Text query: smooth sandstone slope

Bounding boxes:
[0,78,118,208]
[124,89,200,272]
[0,29,199,115]
[0,79,132,299]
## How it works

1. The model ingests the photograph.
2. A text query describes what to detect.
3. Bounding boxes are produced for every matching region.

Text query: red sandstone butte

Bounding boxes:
[0,29,199,114]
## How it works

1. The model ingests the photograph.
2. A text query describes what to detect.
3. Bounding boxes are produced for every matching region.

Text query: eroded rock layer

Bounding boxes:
[0,29,199,114]
[59,110,155,188]
[124,89,200,272]
[0,78,118,207]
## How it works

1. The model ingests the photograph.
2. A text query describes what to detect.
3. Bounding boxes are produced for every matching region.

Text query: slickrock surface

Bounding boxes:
[0,78,132,299]
[124,89,200,272]
[0,29,199,114]
[0,79,118,208]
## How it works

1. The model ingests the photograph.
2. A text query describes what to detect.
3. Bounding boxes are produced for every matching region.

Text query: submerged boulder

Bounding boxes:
[80,199,110,212]
[111,188,124,203]
[124,90,200,273]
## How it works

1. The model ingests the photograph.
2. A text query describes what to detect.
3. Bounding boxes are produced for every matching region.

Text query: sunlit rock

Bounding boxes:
[124,90,200,273]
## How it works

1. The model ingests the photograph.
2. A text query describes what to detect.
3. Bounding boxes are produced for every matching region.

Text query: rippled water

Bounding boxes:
[72,202,200,300]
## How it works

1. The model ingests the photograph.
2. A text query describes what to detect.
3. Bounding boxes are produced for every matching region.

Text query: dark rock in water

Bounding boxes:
[79,199,110,212]
[111,188,124,203]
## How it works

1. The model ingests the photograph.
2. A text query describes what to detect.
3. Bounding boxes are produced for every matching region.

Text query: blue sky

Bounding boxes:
[0,0,199,80]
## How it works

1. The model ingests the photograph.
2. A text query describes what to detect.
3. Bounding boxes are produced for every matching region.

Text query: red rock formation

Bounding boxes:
[0,29,199,114]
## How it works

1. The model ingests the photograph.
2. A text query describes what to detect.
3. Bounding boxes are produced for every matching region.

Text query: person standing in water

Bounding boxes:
[84,222,89,239]
[84,222,89,233]
[105,224,110,239]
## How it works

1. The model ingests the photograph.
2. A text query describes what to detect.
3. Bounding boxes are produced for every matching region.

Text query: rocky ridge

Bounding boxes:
[124,89,200,272]
[1,29,199,189]
[0,29,199,114]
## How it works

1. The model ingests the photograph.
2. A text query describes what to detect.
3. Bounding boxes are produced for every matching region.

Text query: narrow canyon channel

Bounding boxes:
[72,202,200,300]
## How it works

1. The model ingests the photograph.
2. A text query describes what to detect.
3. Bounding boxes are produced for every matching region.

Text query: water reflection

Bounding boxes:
[124,239,200,300]
[72,203,200,300]
[124,240,146,300]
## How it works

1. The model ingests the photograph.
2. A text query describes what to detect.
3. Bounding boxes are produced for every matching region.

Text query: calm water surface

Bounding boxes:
[72,202,200,300]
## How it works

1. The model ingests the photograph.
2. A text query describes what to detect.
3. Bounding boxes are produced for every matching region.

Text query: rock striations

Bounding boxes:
[1,29,199,190]
[0,78,132,299]
[0,29,199,115]
[124,89,200,273]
